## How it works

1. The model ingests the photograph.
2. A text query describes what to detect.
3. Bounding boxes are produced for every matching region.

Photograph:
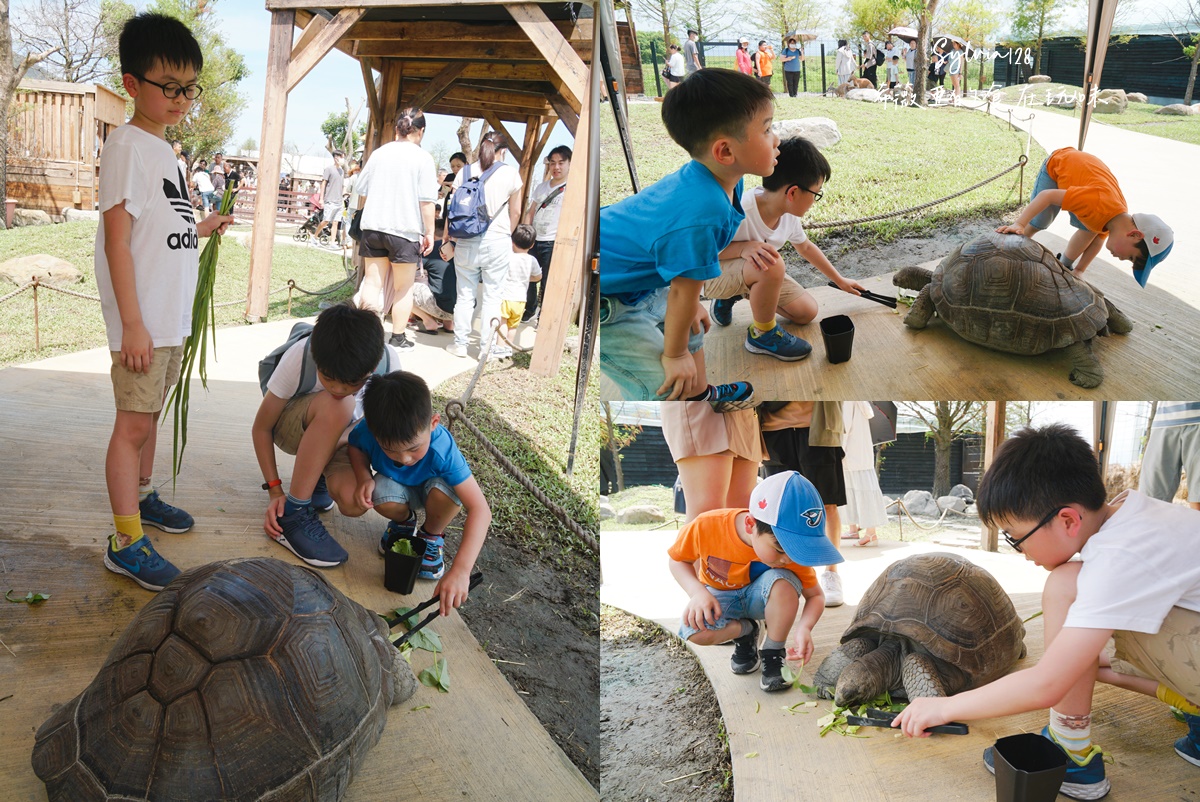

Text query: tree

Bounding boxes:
[2,0,56,207]
[600,401,641,494]
[320,105,367,156]
[454,116,491,163]
[634,0,678,46]
[939,0,1001,87]
[1011,0,1070,75]
[752,0,825,42]
[679,0,733,41]
[636,29,667,64]
[239,136,256,152]
[842,0,907,42]
[899,402,984,496]
[12,0,110,83]
[1162,0,1200,104]
[893,0,941,106]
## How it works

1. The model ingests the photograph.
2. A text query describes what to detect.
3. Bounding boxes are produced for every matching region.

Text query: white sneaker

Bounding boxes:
[488,345,513,360]
[446,342,470,358]
[821,570,844,607]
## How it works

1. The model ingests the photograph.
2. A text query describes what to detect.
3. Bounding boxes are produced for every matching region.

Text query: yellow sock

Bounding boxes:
[1157,683,1200,715]
[112,513,144,550]
[751,320,777,336]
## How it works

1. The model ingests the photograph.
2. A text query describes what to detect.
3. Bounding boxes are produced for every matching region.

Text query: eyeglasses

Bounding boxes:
[133,74,204,100]
[796,185,823,202]
[1001,506,1065,553]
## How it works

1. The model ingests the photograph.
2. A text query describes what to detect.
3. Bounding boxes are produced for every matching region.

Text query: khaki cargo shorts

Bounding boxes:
[272,392,319,455]
[1110,605,1200,704]
[110,346,184,413]
[703,257,808,307]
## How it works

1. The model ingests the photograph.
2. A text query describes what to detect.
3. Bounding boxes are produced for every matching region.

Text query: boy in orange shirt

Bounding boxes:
[997,147,1173,286]
[668,470,837,692]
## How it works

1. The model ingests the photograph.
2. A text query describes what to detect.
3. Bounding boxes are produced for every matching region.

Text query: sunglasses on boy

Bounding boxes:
[133,74,204,100]
[1001,506,1065,553]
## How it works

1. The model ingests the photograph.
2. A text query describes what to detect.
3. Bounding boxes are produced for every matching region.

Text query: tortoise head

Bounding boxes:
[833,638,903,707]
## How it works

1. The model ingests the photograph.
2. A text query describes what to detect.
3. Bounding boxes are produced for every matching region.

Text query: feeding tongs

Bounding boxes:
[843,707,970,735]
[827,281,898,308]
[386,571,483,648]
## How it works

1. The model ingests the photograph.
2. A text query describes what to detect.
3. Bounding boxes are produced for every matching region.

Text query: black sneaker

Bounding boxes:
[708,381,756,412]
[730,619,759,674]
[389,332,415,350]
[711,296,739,327]
[759,648,790,692]
[273,505,348,568]
[311,474,334,512]
[379,515,418,556]
[139,490,194,534]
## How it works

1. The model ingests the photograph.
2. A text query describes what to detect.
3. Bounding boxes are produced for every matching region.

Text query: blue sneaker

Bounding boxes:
[711,296,740,327]
[744,324,813,362]
[417,529,445,580]
[379,515,418,556]
[311,474,334,512]
[273,505,348,568]
[104,536,181,592]
[139,490,194,534]
[983,727,1111,800]
[707,381,756,412]
[1176,712,1200,767]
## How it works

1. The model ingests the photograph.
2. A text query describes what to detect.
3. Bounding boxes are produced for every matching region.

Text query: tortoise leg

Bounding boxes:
[901,652,950,699]
[902,287,935,329]
[1065,340,1103,388]
[834,638,903,707]
[1102,297,1133,335]
[814,637,874,699]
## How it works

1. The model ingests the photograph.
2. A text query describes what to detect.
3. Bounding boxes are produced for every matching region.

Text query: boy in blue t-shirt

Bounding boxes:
[325,371,489,615]
[599,68,783,402]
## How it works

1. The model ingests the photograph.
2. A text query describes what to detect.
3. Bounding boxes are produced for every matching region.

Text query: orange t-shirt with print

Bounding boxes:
[667,508,818,591]
[1046,147,1127,237]
[756,49,775,77]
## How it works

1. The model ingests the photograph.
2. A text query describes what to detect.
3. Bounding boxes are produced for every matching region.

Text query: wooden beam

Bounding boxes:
[352,39,591,62]
[533,117,557,164]
[518,116,541,212]
[979,401,1007,552]
[345,18,591,42]
[422,102,538,125]
[505,3,588,110]
[547,93,578,137]
[286,7,367,93]
[409,62,467,111]
[380,61,555,82]
[379,58,402,143]
[530,16,595,376]
[404,85,554,117]
[480,112,525,164]
[360,57,380,121]
[246,9,295,322]
[289,12,327,63]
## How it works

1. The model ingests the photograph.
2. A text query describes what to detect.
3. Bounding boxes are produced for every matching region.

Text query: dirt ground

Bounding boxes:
[601,606,732,802]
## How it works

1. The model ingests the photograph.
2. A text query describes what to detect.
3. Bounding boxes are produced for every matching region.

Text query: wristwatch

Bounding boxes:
[262,479,283,490]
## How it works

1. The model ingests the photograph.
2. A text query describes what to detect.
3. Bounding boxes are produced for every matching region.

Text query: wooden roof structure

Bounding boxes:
[246,0,604,375]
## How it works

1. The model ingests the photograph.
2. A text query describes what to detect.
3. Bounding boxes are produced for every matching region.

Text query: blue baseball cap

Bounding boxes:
[748,471,844,567]
[1130,213,1173,287]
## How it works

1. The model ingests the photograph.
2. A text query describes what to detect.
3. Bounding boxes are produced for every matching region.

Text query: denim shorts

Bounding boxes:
[598,287,706,401]
[372,474,461,510]
[677,568,804,641]
[1027,157,1088,233]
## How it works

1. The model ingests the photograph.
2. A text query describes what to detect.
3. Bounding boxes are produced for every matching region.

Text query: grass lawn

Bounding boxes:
[0,221,354,368]
[602,94,1046,246]
[602,483,679,532]
[996,81,1200,147]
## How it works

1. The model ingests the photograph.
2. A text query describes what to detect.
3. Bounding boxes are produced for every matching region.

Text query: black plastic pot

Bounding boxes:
[992,733,1068,802]
[820,314,854,363]
[383,536,423,595]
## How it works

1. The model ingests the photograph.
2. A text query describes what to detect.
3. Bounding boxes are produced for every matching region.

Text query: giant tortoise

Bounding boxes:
[814,552,1026,708]
[893,232,1132,388]
[31,558,416,801]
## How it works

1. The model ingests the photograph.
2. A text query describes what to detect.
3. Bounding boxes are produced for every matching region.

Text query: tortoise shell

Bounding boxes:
[930,232,1110,355]
[842,552,1025,687]
[31,558,415,801]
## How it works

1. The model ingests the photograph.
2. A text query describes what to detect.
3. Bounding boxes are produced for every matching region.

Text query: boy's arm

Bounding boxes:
[788,581,825,665]
[434,476,491,616]
[997,189,1067,235]
[794,240,866,294]
[348,445,376,509]
[718,239,781,270]
[669,558,722,631]
[660,276,707,400]
[251,393,290,535]
[893,626,1112,737]
[103,202,153,373]
[508,187,522,232]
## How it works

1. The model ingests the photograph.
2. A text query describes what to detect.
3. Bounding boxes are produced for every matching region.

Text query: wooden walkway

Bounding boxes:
[0,336,596,800]
[700,249,1200,401]
[601,533,1198,801]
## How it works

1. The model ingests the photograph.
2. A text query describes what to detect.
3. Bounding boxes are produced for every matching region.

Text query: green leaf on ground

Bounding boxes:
[1023,610,1044,623]
[6,590,49,604]
[744,752,758,759]
[419,658,450,693]
[405,628,443,653]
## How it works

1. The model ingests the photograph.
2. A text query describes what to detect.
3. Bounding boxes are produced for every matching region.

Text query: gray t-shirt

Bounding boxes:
[683,39,699,74]
[322,164,344,203]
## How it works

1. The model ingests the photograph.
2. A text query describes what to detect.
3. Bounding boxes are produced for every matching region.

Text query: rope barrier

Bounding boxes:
[0,281,34,305]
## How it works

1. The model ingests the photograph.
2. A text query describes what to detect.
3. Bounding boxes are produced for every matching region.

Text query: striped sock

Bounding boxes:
[138,482,153,502]
[1048,708,1092,757]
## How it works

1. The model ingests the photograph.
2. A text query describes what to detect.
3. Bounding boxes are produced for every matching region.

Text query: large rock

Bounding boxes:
[845,88,882,103]
[1044,93,1078,109]
[1093,88,1127,114]
[937,495,967,513]
[901,489,940,517]
[1028,75,1052,84]
[0,254,82,287]
[11,208,52,227]
[617,505,666,525]
[1126,92,1148,103]
[63,207,100,222]
[599,498,615,520]
[949,483,975,503]
[772,117,842,149]
[1156,103,1197,116]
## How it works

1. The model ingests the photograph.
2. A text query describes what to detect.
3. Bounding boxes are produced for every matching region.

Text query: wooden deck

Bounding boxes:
[0,357,596,800]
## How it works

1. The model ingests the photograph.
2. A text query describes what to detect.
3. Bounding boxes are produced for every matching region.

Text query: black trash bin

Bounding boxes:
[820,315,855,363]
[992,733,1068,802]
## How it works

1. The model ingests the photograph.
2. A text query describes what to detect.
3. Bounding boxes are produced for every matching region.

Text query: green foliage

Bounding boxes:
[841,0,909,41]
[938,0,1001,46]
[239,136,257,152]
[636,29,669,64]
[320,110,367,155]
[752,0,826,42]
[6,590,50,604]
[1010,0,1070,72]
[419,658,451,693]
[390,538,418,557]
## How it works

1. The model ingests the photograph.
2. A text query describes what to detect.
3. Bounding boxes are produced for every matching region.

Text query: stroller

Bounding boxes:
[292,196,329,244]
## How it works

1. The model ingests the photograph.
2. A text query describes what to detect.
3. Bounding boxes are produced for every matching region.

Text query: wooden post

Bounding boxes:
[979,401,1006,551]
[380,59,402,141]
[245,9,295,322]
[518,115,541,211]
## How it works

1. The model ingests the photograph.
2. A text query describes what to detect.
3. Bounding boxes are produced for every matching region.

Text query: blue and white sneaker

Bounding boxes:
[707,381,756,413]
[273,505,348,568]
[1176,712,1200,767]
[984,727,1111,800]
[379,515,418,556]
[104,536,181,592]
[711,296,740,327]
[744,324,813,361]
[311,474,334,512]
[417,529,445,580]
[139,490,194,534]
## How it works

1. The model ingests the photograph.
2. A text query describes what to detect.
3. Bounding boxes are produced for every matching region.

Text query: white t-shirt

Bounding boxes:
[451,158,523,240]
[265,338,402,422]
[841,401,876,472]
[668,52,686,77]
[729,187,808,252]
[529,178,567,242]
[1064,489,1200,633]
[501,252,543,301]
[357,140,439,241]
[192,169,214,193]
[95,124,199,351]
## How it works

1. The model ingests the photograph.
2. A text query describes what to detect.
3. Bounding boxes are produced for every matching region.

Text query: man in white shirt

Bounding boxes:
[520,144,571,323]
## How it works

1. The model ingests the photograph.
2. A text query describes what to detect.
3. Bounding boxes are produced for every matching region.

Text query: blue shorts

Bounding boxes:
[1027,157,1089,233]
[598,286,706,401]
[371,474,461,511]
[677,568,804,641]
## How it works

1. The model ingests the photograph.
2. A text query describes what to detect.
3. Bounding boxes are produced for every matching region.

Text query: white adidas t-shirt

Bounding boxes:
[501,252,543,302]
[357,140,439,241]
[266,339,402,422]
[729,186,808,252]
[95,124,199,351]
[529,178,567,242]
[451,158,523,239]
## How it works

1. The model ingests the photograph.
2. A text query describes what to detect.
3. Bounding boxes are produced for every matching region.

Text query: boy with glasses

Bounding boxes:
[708,136,867,361]
[894,424,1200,799]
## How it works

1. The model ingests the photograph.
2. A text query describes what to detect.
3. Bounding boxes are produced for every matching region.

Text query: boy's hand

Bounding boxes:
[891,696,954,737]
[120,322,154,374]
[996,224,1025,236]
[832,276,866,296]
[658,352,699,400]
[355,477,376,510]
[433,567,472,616]
[692,301,711,335]
[263,493,287,537]
[197,214,234,238]
[420,233,434,256]
[788,626,814,665]
[742,242,781,271]
[683,588,722,631]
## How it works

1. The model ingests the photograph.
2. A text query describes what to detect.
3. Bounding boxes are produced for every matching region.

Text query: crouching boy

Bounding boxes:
[668,470,840,691]
[326,371,489,614]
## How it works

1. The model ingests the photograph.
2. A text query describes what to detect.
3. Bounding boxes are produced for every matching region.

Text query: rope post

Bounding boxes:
[32,279,40,351]
[287,280,294,316]
[1019,158,1025,201]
